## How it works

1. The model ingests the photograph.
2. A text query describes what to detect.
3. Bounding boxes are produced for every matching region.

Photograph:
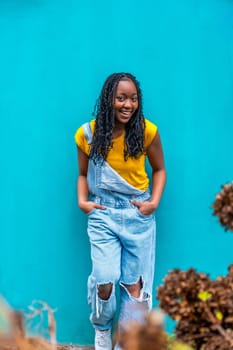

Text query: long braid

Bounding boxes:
[89,73,145,162]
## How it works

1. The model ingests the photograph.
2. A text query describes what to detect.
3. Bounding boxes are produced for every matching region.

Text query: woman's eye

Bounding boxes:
[116,96,125,102]
[132,97,138,102]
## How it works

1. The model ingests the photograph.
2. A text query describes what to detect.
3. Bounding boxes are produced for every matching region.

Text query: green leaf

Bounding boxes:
[197,291,212,301]
[167,333,176,339]
[168,340,194,350]
[215,311,223,321]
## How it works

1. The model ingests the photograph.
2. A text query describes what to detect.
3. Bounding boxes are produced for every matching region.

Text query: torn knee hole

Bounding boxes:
[97,283,113,300]
[123,278,142,298]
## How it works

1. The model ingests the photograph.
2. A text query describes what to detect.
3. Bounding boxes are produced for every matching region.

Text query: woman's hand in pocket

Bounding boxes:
[79,201,106,214]
[131,200,156,216]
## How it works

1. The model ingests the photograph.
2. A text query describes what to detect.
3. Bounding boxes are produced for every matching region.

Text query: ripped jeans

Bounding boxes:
[82,122,156,330]
[87,199,156,330]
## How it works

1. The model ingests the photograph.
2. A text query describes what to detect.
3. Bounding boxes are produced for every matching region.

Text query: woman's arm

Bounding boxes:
[131,131,166,215]
[147,131,166,209]
[77,147,89,207]
[77,147,106,213]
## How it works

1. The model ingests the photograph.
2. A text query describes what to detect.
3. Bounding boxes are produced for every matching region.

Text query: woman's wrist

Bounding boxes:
[78,199,88,209]
[149,199,159,210]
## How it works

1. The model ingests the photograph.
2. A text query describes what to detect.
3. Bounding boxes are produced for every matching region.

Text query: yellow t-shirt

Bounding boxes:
[75,119,157,190]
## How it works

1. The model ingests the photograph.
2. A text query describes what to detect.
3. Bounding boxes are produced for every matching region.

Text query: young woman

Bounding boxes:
[75,72,166,350]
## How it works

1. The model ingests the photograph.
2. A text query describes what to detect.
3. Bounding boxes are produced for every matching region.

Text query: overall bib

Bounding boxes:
[83,122,156,331]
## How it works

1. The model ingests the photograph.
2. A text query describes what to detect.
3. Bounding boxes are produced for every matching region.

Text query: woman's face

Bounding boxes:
[113,79,139,126]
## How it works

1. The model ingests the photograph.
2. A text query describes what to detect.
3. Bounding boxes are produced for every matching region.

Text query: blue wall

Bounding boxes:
[0,0,233,344]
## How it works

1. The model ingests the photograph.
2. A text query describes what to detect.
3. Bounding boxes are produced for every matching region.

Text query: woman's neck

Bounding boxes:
[113,125,125,139]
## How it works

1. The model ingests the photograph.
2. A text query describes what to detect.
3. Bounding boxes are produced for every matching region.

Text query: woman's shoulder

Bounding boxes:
[75,119,95,135]
[76,119,95,132]
[145,118,158,130]
[144,118,158,146]
[144,118,158,135]
[74,119,95,146]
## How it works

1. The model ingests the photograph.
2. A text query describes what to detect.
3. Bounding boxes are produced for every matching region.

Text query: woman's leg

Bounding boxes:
[118,208,156,327]
[87,208,122,330]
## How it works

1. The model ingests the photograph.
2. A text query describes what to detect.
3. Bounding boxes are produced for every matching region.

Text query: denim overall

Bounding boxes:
[83,122,156,332]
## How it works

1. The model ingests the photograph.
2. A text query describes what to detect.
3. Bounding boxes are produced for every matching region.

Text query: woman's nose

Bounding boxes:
[123,98,132,108]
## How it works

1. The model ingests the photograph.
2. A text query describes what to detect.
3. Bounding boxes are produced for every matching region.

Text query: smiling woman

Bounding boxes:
[74,72,166,350]
[114,79,139,130]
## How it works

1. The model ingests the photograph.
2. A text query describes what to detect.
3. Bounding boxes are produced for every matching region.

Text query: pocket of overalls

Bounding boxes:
[95,160,145,196]
[95,161,120,189]
[86,208,97,216]
[136,208,154,219]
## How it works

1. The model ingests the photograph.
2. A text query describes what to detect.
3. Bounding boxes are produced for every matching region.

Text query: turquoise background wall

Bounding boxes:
[0,0,233,345]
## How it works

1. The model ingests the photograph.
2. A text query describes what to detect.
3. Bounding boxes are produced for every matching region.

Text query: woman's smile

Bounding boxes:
[114,79,139,126]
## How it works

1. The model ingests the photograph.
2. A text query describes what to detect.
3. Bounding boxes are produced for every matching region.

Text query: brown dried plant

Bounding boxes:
[212,182,233,231]
[117,310,194,350]
[156,183,233,349]
[0,296,56,350]
[117,310,167,350]
[157,265,233,349]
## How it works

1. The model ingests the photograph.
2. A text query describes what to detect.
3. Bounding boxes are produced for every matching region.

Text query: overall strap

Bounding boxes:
[82,122,93,144]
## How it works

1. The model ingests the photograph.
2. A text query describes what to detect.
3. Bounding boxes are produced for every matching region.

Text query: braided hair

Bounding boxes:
[89,72,145,162]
